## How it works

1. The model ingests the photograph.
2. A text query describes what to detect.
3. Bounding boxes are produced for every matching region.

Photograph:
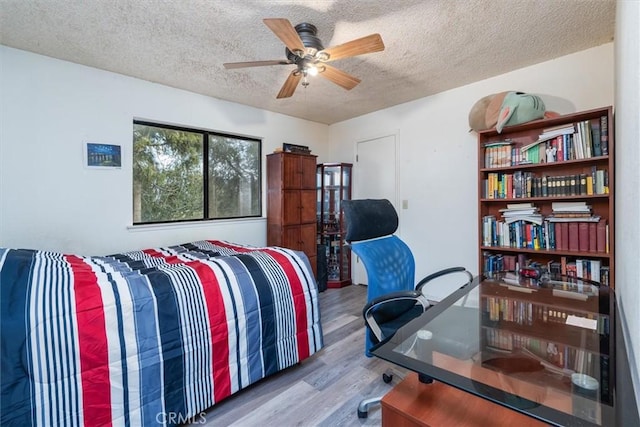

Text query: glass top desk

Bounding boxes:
[372,272,625,427]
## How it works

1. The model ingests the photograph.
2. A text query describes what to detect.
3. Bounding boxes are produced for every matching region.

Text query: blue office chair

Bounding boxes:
[342,199,473,418]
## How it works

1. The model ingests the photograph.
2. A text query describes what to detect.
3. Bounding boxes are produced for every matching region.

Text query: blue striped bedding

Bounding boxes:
[0,240,323,426]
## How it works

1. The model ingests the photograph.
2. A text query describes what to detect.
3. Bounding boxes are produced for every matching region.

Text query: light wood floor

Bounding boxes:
[197,284,405,427]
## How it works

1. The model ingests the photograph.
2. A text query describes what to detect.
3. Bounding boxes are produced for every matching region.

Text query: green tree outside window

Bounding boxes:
[133,122,261,224]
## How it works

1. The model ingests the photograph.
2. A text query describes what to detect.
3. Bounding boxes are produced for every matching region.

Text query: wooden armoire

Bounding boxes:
[267,152,317,276]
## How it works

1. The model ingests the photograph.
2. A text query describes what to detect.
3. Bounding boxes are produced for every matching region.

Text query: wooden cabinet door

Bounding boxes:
[281,224,316,255]
[282,154,301,188]
[282,190,301,225]
[282,189,315,224]
[300,189,317,223]
[300,155,317,189]
[282,226,301,251]
[299,223,317,256]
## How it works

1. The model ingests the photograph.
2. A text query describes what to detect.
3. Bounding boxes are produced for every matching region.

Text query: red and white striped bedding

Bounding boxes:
[0,240,323,426]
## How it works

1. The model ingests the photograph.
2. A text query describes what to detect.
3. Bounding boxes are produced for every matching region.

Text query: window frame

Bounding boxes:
[132,119,262,225]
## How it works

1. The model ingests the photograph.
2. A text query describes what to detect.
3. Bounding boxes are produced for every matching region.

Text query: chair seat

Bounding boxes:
[379,305,424,342]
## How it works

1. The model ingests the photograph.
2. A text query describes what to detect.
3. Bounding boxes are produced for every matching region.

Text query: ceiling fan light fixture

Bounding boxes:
[316,52,330,62]
[225,18,385,99]
[307,65,319,76]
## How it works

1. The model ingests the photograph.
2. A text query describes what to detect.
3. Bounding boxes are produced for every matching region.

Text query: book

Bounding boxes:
[578,223,589,252]
[501,209,538,216]
[552,213,593,218]
[506,202,534,210]
[555,223,564,251]
[591,120,602,156]
[600,115,609,155]
[551,201,589,211]
[589,223,597,252]
[483,140,514,147]
[595,170,606,194]
[596,220,607,253]
[568,222,579,251]
[589,259,601,282]
[542,123,576,135]
[520,139,546,153]
[586,175,594,195]
[504,215,544,225]
[600,266,610,286]
[582,121,593,158]
[546,216,600,223]
[556,136,564,162]
[561,223,569,251]
[580,174,587,195]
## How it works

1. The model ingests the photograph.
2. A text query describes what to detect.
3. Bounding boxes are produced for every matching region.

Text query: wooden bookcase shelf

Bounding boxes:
[479,246,613,259]
[477,106,615,288]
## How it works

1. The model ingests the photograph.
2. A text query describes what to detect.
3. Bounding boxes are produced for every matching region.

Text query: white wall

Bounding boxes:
[615,0,640,408]
[0,46,329,255]
[329,43,615,301]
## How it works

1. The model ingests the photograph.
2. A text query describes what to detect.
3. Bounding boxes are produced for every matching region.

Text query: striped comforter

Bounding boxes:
[0,240,323,426]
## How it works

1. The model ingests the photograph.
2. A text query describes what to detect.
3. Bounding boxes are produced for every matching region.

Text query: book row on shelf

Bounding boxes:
[482,217,609,253]
[483,252,610,286]
[484,329,609,382]
[483,115,609,169]
[483,168,609,199]
[483,297,608,332]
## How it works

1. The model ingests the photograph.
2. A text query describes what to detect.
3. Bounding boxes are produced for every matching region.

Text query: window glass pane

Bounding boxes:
[133,124,203,223]
[208,135,260,218]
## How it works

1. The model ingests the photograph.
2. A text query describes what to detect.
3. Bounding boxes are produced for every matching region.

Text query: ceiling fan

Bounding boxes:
[223,18,385,99]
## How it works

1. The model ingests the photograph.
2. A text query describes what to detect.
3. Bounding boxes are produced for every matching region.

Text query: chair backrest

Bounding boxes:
[349,236,416,302]
[343,199,416,354]
[343,199,416,300]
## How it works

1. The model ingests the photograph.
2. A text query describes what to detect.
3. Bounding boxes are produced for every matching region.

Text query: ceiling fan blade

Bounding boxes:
[319,33,385,62]
[318,64,361,90]
[277,71,302,99]
[223,60,293,69]
[263,18,305,54]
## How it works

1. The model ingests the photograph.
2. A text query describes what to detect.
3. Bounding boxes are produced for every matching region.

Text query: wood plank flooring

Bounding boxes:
[196,284,407,427]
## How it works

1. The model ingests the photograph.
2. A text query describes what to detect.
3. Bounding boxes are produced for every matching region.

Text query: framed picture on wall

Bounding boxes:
[85,142,122,168]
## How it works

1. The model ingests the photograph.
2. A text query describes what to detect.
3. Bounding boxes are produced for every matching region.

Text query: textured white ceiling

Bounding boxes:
[0,0,615,124]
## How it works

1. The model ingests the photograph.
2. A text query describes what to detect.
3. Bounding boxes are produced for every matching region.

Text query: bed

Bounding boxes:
[0,240,323,426]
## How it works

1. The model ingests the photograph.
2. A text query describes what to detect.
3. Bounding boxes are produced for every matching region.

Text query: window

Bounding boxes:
[133,121,261,224]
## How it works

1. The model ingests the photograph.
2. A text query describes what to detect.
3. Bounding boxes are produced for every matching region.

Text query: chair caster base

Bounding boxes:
[382,373,393,383]
[357,396,382,419]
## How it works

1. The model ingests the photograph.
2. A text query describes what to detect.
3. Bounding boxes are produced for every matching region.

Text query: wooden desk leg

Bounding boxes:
[381,373,547,427]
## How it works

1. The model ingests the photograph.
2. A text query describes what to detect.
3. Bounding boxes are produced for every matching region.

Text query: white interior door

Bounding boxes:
[352,133,398,285]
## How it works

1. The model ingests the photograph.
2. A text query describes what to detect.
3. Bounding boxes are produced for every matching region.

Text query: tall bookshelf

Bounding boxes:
[477,106,615,288]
